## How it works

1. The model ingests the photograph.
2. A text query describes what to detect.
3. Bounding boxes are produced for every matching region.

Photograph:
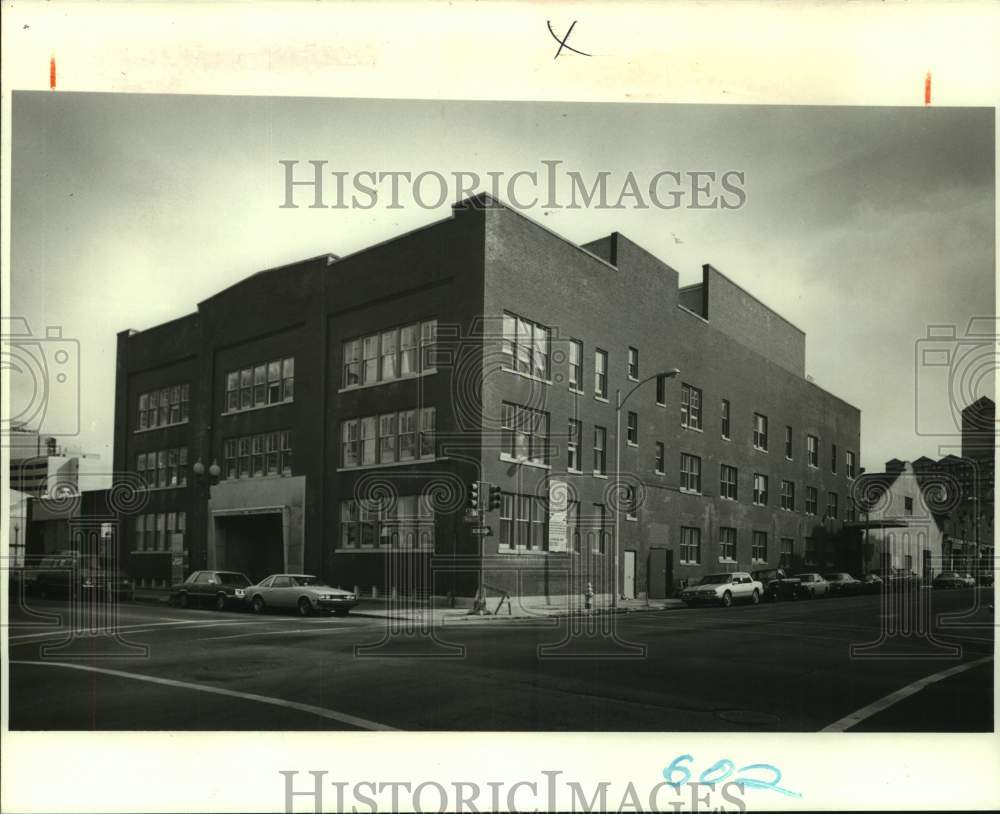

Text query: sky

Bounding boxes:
[8,93,995,473]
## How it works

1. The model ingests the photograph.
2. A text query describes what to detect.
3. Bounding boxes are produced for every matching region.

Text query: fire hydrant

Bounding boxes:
[584,582,594,611]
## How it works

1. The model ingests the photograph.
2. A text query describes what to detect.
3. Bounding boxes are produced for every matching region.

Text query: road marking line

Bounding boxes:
[198,626,365,641]
[8,619,248,641]
[9,660,397,731]
[820,655,994,732]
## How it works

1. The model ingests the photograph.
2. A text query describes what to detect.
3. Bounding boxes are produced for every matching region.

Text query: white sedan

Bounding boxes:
[680,572,763,607]
[245,574,358,616]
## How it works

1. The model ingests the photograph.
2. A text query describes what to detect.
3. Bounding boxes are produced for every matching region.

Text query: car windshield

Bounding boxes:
[795,574,814,581]
[697,575,731,585]
[218,573,250,587]
[291,576,329,587]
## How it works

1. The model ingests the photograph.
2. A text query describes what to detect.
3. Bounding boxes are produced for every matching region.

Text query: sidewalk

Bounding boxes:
[350,595,686,623]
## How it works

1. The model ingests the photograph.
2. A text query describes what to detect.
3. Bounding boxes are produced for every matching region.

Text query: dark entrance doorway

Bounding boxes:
[217,514,283,583]
[648,547,673,599]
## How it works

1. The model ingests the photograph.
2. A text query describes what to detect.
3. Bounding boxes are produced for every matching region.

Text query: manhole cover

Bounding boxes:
[716,709,781,727]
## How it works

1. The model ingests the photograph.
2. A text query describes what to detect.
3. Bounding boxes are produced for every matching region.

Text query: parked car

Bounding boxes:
[960,573,977,587]
[933,571,968,589]
[170,570,252,610]
[861,572,884,593]
[750,568,803,601]
[679,572,762,608]
[824,572,862,596]
[873,568,922,589]
[30,551,132,600]
[978,571,995,587]
[245,574,358,616]
[794,573,830,598]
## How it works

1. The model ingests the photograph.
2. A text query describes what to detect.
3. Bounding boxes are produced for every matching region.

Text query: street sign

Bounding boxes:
[471,526,493,536]
[463,510,481,524]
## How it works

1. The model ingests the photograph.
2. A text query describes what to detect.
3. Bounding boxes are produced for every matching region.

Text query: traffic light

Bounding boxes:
[489,484,502,511]
[469,480,482,511]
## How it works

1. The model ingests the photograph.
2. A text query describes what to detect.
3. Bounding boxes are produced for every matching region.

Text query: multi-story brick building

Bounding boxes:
[113,194,861,601]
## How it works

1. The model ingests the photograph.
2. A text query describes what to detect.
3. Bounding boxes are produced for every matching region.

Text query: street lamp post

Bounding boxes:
[614,368,680,610]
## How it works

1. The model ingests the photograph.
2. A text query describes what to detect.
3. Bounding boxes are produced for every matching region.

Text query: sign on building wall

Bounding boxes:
[548,479,568,553]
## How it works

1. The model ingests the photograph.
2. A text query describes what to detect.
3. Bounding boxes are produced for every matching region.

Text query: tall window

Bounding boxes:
[626,411,638,445]
[846,450,857,479]
[805,537,817,563]
[568,419,582,471]
[805,486,818,515]
[593,427,607,474]
[753,473,768,506]
[568,500,581,552]
[846,497,857,522]
[138,384,190,429]
[627,347,639,380]
[681,384,702,430]
[720,464,738,500]
[225,357,294,412]
[753,413,768,451]
[498,492,548,550]
[655,442,665,474]
[831,443,838,473]
[904,496,914,516]
[501,312,550,379]
[826,492,839,519]
[779,538,793,568]
[222,433,289,479]
[340,408,434,468]
[343,320,436,388]
[680,453,702,493]
[501,402,550,464]
[594,349,608,398]
[137,447,188,488]
[807,434,819,467]
[780,480,795,511]
[784,425,793,459]
[656,374,667,406]
[719,527,736,561]
[752,531,768,562]
[721,399,730,439]
[680,527,701,564]
[568,339,583,391]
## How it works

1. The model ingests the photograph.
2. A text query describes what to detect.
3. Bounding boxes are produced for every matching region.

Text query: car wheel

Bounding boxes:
[214,594,227,612]
[683,601,693,608]
[297,597,313,617]
[750,589,760,605]
[251,595,265,614]
[178,592,189,609]
[721,591,733,608]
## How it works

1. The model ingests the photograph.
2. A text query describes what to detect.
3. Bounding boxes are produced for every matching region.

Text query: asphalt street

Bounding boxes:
[7,587,995,731]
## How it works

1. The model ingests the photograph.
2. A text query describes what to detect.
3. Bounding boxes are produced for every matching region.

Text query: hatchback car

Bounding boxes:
[824,573,862,596]
[245,574,358,616]
[794,572,830,598]
[679,572,762,608]
[170,570,252,610]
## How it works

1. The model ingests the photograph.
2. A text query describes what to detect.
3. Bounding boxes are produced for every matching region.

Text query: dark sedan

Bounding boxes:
[824,573,862,595]
[932,571,968,589]
[30,552,132,601]
[751,568,803,601]
[170,570,252,610]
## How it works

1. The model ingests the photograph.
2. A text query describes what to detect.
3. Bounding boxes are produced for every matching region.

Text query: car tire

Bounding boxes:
[178,592,189,609]
[750,590,760,605]
[297,597,313,617]
[214,594,227,612]
[721,591,732,608]
[683,601,693,608]
[252,596,265,614]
